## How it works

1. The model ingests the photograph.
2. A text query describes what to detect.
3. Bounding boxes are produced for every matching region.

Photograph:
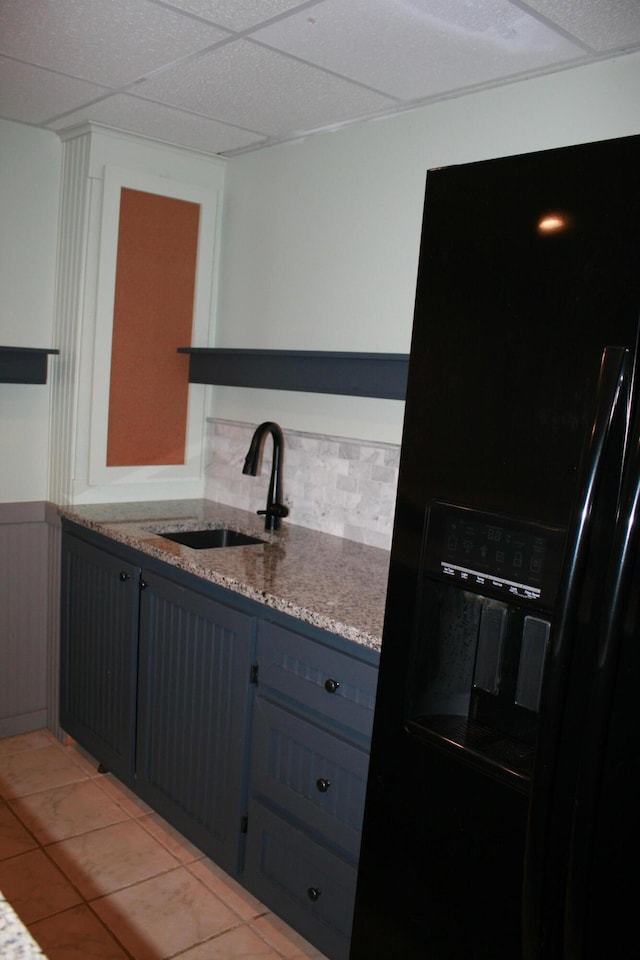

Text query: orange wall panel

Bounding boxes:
[107,188,200,467]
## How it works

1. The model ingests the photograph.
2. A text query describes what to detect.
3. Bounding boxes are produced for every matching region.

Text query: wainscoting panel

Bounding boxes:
[0,502,52,737]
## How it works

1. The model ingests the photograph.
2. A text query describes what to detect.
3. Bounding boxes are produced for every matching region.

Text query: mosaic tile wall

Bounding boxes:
[204,418,400,550]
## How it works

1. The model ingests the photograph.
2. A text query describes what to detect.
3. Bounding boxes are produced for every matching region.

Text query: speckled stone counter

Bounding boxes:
[0,893,45,959]
[59,500,390,651]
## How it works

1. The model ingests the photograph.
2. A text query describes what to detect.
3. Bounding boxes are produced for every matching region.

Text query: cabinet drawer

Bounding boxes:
[258,620,377,740]
[251,697,369,858]
[246,800,356,960]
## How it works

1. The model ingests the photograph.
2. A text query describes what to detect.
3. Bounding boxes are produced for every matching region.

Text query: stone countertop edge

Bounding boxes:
[59,499,389,652]
[0,893,46,959]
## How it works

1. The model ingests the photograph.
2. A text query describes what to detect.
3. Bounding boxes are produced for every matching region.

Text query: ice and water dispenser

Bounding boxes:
[406,502,566,781]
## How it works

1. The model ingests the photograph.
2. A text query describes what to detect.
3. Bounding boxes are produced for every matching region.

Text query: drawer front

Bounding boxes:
[251,697,369,858]
[246,800,356,960]
[258,620,378,740]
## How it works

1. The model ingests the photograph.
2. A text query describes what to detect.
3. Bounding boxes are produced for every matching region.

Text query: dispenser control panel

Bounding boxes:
[422,502,566,611]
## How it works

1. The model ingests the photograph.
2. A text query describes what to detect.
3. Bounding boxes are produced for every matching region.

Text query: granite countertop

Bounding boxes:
[59,499,390,651]
[0,893,45,959]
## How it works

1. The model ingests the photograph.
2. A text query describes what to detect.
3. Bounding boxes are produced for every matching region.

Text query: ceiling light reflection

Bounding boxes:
[537,213,569,234]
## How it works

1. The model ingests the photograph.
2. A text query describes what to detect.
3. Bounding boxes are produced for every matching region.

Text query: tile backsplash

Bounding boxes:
[204,419,399,550]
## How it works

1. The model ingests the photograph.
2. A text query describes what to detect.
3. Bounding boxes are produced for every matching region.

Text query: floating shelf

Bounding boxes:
[0,346,59,384]
[177,348,408,400]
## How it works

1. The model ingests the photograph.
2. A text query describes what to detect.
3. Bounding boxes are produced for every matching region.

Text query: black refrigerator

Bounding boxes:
[350,134,640,960]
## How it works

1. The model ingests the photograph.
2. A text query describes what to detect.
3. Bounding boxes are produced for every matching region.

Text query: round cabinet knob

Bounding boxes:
[324,677,340,694]
[119,571,131,582]
[316,778,331,793]
[307,887,321,902]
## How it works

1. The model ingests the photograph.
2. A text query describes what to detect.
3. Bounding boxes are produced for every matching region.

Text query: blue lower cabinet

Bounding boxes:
[244,619,379,960]
[136,570,255,875]
[60,521,379,960]
[60,523,255,876]
[60,531,140,787]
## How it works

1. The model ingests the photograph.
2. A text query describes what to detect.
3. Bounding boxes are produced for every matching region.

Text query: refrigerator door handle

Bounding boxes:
[563,391,640,957]
[522,345,630,960]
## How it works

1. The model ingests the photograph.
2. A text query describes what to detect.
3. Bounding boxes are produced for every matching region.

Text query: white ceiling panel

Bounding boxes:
[158,0,320,32]
[522,0,640,52]
[46,93,265,154]
[1,0,639,156]
[0,0,229,87]
[252,0,586,101]
[135,39,398,136]
[0,58,109,124]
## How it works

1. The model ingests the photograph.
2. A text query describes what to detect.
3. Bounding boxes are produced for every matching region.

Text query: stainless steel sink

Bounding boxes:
[160,528,264,549]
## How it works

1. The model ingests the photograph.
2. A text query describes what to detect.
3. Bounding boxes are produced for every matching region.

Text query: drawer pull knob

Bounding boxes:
[316,777,331,793]
[324,677,340,694]
[307,886,321,902]
[119,571,131,582]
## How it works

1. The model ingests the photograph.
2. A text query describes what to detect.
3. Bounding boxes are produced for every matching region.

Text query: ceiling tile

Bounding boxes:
[251,0,586,100]
[1,0,639,156]
[0,58,109,124]
[0,0,229,87]
[158,0,318,32]
[135,39,398,136]
[521,0,640,52]
[47,93,265,154]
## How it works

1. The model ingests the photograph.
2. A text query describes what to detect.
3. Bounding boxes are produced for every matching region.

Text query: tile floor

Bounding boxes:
[0,729,328,960]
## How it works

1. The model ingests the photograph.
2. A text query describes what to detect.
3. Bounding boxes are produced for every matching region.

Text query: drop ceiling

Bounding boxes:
[2,0,639,157]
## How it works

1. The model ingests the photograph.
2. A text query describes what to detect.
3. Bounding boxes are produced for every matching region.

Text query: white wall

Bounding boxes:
[1,54,640,503]
[0,122,61,502]
[214,52,640,444]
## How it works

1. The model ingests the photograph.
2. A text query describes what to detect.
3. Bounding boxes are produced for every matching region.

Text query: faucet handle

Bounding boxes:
[258,502,289,519]
[258,502,289,531]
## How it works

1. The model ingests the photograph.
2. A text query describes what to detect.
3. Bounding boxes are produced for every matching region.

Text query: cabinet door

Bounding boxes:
[136,570,255,874]
[60,532,139,784]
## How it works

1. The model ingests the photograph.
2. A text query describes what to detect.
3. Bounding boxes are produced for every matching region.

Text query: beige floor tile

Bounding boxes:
[0,801,39,859]
[0,848,83,924]
[9,778,129,845]
[47,818,179,899]
[0,744,90,800]
[0,731,330,960]
[174,924,283,959]
[29,903,132,960]
[0,730,56,758]
[92,866,240,960]
[61,739,108,778]
[187,858,264,922]
[97,773,153,818]
[138,811,205,864]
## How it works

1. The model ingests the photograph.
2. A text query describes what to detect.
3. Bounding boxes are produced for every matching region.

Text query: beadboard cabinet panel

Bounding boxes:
[60,521,257,876]
[59,531,140,785]
[244,619,379,960]
[250,697,369,859]
[256,619,378,742]
[245,800,358,960]
[136,570,255,874]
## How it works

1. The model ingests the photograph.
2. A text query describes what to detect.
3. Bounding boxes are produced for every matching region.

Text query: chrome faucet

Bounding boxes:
[242,421,289,531]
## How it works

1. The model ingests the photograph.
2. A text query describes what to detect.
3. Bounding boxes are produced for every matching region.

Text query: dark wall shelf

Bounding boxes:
[177,348,408,401]
[0,347,59,384]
